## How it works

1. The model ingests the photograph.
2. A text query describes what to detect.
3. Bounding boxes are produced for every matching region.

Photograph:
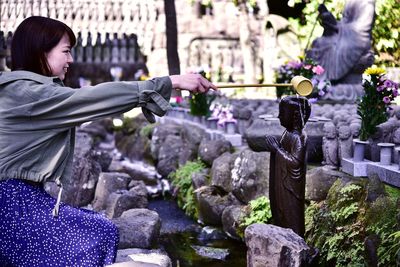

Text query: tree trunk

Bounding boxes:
[164,0,181,96]
[238,3,258,84]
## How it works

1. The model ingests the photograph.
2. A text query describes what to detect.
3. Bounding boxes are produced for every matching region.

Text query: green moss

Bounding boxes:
[306,179,400,266]
[384,184,400,200]
[140,123,157,138]
[169,160,207,219]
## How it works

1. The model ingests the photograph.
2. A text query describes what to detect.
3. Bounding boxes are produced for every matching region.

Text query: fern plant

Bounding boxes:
[169,160,206,218]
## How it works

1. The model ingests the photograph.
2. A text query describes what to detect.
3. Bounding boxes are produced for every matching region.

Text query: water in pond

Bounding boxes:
[148,198,247,267]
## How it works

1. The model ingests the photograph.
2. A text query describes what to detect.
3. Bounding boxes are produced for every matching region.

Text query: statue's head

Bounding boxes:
[278,96,311,131]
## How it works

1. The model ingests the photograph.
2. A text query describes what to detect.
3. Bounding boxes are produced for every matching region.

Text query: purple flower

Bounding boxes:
[311,78,318,87]
[383,96,391,104]
[309,98,318,104]
[384,79,393,88]
[393,90,398,97]
[377,85,385,92]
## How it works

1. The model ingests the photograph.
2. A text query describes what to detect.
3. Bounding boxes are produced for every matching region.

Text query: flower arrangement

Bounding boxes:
[209,104,236,126]
[275,57,330,101]
[358,67,399,141]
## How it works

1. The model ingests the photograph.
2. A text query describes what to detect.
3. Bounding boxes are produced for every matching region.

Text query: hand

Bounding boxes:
[169,74,218,94]
[265,135,280,153]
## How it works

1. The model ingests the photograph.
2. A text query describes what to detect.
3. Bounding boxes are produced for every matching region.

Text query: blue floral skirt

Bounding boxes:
[0,179,119,267]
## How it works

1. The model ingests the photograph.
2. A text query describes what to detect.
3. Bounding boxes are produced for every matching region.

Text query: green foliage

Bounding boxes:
[189,71,216,117]
[306,181,366,266]
[240,196,272,228]
[373,0,400,66]
[139,123,157,138]
[365,196,400,265]
[169,160,207,218]
[289,0,400,66]
[384,184,400,200]
[306,180,400,266]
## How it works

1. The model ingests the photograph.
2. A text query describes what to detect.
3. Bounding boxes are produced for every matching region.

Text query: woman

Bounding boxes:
[0,16,216,266]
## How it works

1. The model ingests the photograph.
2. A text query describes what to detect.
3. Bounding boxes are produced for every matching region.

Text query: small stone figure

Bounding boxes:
[84,32,93,63]
[392,128,400,164]
[93,32,102,63]
[265,96,311,237]
[338,125,353,163]
[75,32,84,63]
[322,122,339,167]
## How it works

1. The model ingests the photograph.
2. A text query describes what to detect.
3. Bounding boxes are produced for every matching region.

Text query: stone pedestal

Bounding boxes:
[378,143,395,165]
[341,157,371,177]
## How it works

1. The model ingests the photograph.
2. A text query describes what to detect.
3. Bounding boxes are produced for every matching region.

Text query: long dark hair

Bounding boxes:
[11,16,76,76]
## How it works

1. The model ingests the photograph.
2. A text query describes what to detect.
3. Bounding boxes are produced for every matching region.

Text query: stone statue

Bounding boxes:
[75,32,84,63]
[393,128,400,164]
[307,0,376,102]
[322,122,339,167]
[94,32,102,63]
[338,125,353,163]
[265,96,311,237]
[84,32,93,63]
[350,122,361,139]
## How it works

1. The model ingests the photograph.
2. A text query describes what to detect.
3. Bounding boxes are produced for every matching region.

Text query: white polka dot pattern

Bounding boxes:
[0,179,119,267]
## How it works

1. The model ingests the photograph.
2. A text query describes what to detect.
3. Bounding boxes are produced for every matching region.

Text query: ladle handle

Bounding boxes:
[216,83,292,89]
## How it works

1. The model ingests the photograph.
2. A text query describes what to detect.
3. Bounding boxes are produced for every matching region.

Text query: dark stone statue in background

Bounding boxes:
[307,0,376,102]
[265,96,311,237]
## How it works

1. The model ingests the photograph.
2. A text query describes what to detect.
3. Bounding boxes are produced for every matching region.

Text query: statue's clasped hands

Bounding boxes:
[265,135,281,153]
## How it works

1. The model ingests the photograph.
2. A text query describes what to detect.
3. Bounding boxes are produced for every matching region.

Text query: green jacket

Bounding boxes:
[0,70,172,186]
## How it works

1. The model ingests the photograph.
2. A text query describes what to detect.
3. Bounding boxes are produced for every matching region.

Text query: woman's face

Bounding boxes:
[45,33,73,80]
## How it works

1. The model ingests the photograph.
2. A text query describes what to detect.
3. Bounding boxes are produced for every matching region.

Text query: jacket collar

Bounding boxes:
[0,70,64,86]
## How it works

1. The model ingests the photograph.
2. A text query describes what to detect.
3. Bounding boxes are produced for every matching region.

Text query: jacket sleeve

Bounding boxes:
[25,77,172,130]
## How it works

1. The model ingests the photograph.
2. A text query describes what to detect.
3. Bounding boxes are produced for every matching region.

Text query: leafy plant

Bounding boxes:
[357,67,399,141]
[169,160,207,218]
[240,196,272,228]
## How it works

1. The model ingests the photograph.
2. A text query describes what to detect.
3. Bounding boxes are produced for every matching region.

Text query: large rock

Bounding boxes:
[54,132,102,207]
[198,139,232,166]
[221,205,248,240]
[305,166,351,201]
[245,224,314,267]
[196,186,241,226]
[156,135,184,177]
[211,152,237,193]
[115,115,153,162]
[231,149,270,203]
[115,248,171,267]
[92,172,131,211]
[151,123,182,161]
[109,159,161,185]
[105,181,148,218]
[113,209,161,249]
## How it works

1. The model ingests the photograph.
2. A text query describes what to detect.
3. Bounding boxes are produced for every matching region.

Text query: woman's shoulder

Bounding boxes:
[0,70,57,85]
